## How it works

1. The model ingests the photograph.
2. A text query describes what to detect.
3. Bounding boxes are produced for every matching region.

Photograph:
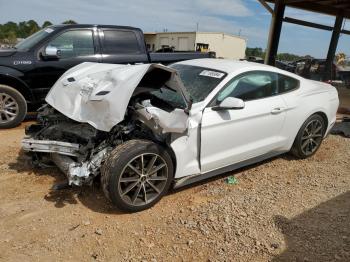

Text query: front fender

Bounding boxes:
[0,66,33,101]
[0,65,25,78]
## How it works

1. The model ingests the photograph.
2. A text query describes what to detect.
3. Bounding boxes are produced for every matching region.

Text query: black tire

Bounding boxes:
[101,139,174,212]
[291,114,326,159]
[0,84,27,129]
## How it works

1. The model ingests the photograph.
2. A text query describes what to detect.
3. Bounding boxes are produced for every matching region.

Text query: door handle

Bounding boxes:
[271,107,284,114]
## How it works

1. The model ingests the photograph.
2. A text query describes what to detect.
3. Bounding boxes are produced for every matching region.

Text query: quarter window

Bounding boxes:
[278,74,299,93]
[216,71,278,103]
[102,30,140,54]
[46,30,94,59]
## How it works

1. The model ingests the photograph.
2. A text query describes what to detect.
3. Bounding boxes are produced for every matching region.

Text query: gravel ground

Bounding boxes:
[0,122,349,261]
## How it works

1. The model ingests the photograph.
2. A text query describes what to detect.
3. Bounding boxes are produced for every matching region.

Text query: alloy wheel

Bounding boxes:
[301,119,323,156]
[118,153,168,207]
[0,93,19,124]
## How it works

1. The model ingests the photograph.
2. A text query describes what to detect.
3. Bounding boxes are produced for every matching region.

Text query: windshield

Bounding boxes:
[171,64,226,102]
[151,64,226,108]
[15,27,55,50]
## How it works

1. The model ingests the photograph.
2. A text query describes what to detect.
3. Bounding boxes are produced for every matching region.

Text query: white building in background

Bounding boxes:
[144,31,247,59]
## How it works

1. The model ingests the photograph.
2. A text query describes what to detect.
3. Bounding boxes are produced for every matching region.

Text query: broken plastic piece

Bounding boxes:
[226,176,238,185]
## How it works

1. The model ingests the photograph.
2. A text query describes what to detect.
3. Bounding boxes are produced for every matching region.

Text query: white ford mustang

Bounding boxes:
[22,59,339,212]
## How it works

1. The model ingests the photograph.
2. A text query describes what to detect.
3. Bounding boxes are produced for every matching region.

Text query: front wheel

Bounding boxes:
[291,114,326,159]
[101,140,174,212]
[0,84,27,129]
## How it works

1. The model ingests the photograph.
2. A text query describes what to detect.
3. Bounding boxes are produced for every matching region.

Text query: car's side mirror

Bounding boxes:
[212,97,245,111]
[43,46,60,59]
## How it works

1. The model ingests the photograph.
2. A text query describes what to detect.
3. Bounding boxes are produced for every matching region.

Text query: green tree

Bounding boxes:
[42,21,53,28]
[17,21,27,38]
[2,21,18,36]
[26,20,40,36]
[0,24,4,40]
[0,20,44,42]
[62,20,77,24]
[6,30,17,44]
[245,47,264,58]
[276,53,305,62]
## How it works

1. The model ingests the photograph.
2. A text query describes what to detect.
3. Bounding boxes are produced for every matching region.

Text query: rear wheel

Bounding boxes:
[291,114,326,159]
[0,84,27,129]
[101,139,174,212]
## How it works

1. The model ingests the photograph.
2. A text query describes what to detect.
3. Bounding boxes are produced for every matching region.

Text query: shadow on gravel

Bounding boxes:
[8,150,124,214]
[273,191,350,261]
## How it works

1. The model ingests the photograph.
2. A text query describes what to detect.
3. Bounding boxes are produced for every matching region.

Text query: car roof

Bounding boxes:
[176,58,280,74]
[49,24,142,31]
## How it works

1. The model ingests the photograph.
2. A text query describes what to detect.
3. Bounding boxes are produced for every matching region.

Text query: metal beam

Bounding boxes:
[325,15,344,80]
[283,17,333,31]
[283,16,350,35]
[257,0,273,14]
[265,0,350,19]
[265,0,286,65]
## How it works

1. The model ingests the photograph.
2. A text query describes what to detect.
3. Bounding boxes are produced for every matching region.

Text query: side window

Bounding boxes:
[216,71,278,103]
[278,74,299,93]
[46,30,94,59]
[102,30,141,54]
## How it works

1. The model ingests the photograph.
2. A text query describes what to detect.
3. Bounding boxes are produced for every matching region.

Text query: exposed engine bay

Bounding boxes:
[22,62,194,186]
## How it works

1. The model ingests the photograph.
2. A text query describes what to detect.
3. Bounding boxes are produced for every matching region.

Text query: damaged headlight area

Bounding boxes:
[22,106,139,186]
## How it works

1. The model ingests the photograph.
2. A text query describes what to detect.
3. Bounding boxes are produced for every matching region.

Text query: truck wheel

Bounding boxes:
[290,114,325,159]
[101,139,174,212]
[0,84,27,129]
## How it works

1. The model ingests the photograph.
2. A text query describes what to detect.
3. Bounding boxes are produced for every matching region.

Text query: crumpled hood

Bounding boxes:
[46,62,190,132]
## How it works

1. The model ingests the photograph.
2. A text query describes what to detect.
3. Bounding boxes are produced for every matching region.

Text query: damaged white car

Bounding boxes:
[22,59,339,212]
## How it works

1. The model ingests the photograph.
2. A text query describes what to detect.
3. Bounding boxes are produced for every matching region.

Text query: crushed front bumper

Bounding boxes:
[22,139,80,157]
[22,138,108,186]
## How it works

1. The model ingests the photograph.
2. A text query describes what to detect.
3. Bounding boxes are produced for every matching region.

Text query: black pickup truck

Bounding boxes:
[0,24,215,128]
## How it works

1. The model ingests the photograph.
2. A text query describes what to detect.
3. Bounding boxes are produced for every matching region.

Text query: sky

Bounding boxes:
[0,0,349,57]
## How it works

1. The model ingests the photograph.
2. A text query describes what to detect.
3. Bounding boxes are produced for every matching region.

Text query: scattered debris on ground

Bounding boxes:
[0,122,349,261]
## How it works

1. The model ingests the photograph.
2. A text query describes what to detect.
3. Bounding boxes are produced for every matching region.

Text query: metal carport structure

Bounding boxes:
[258,0,350,80]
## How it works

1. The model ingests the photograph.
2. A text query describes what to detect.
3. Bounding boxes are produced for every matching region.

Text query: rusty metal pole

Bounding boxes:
[325,15,344,80]
[264,0,285,65]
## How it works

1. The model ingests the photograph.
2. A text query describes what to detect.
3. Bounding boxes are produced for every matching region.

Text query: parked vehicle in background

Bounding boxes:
[244,56,264,64]
[0,24,215,128]
[241,57,295,73]
[275,60,295,72]
[289,58,336,81]
[22,59,339,212]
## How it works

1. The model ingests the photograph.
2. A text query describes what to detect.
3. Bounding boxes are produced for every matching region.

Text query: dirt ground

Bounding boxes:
[0,122,349,262]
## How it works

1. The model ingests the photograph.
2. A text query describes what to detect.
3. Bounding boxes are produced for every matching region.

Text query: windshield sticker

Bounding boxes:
[45,28,54,33]
[199,70,225,78]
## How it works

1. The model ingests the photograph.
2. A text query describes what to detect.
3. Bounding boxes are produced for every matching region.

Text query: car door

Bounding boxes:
[200,70,287,173]
[31,28,101,101]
